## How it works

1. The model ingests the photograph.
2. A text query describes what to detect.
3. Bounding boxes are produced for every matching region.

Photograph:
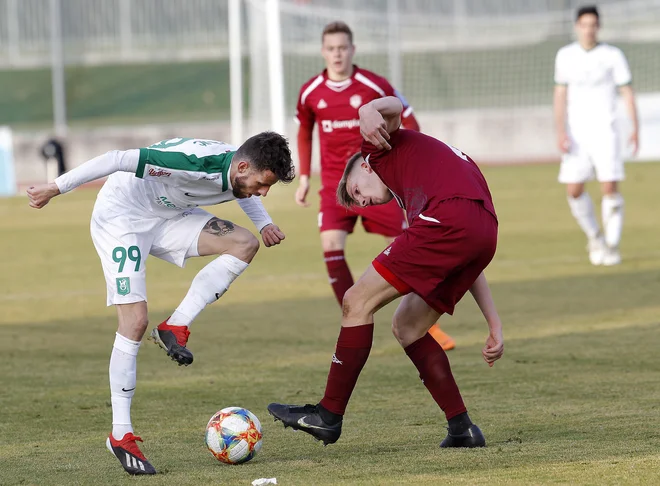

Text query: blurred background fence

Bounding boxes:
[1,0,659,187]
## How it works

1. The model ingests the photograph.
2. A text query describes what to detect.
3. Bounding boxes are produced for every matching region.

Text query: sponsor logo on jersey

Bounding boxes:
[349,94,362,109]
[383,247,392,256]
[202,174,221,181]
[317,99,328,109]
[320,118,360,133]
[156,196,177,208]
[148,168,171,177]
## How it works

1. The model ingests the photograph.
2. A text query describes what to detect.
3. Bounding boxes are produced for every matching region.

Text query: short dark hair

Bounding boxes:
[576,5,599,22]
[236,131,295,184]
[322,21,353,44]
[336,152,363,208]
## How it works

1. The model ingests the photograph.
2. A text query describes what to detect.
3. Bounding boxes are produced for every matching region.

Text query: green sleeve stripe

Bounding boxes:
[136,148,148,178]
[221,157,229,192]
[137,149,234,186]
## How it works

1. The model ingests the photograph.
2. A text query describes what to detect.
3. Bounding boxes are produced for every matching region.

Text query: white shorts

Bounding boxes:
[558,129,624,184]
[91,199,214,306]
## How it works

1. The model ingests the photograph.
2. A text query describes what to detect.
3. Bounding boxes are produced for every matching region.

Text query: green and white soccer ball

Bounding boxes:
[205,407,263,464]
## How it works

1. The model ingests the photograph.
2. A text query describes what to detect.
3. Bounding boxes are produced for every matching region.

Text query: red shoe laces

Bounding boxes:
[114,433,147,461]
[171,326,190,346]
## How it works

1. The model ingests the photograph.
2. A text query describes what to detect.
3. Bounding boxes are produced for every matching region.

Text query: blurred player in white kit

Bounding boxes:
[554,5,639,266]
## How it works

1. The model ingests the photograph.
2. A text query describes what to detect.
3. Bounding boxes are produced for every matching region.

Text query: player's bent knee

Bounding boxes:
[322,239,344,252]
[229,229,260,263]
[567,187,584,199]
[391,319,403,344]
[341,286,364,319]
[116,303,149,341]
[243,232,260,259]
[391,313,410,345]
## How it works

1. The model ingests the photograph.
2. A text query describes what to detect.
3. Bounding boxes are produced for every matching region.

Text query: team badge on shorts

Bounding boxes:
[350,94,362,109]
[116,277,131,296]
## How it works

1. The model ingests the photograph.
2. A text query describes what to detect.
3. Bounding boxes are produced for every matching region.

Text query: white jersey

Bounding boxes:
[104,138,238,218]
[55,137,273,231]
[554,42,631,131]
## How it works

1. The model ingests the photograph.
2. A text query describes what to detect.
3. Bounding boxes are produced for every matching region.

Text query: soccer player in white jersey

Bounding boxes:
[554,5,639,266]
[27,132,294,475]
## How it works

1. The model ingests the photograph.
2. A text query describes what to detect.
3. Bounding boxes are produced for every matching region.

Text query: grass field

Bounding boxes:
[2,39,659,128]
[1,162,660,485]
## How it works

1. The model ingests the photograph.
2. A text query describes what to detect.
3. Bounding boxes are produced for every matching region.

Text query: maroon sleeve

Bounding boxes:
[361,129,402,168]
[297,124,313,178]
[295,85,315,130]
[371,74,419,131]
[295,84,315,178]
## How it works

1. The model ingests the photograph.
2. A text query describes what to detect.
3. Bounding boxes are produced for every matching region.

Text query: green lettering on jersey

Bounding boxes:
[149,138,193,149]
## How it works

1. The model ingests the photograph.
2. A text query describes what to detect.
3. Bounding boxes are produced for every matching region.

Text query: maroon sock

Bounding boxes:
[404,333,467,420]
[324,250,354,306]
[319,324,374,415]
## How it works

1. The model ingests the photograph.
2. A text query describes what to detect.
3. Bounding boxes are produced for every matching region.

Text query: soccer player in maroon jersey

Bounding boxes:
[295,21,455,350]
[269,96,504,448]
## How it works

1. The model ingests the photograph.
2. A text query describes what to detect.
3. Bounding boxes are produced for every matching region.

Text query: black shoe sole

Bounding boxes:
[267,408,339,446]
[106,437,157,475]
[440,425,486,448]
[149,328,193,366]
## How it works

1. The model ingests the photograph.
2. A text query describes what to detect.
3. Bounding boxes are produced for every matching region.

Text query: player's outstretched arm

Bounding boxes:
[469,272,504,367]
[358,96,403,150]
[26,149,139,209]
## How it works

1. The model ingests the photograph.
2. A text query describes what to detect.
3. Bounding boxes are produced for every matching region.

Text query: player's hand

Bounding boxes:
[557,131,570,153]
[27,183,60,209]
[629,130,639,156]
[482,328,504,367]
[260,224,285,247]
[295,176,310,207]
[360,107,391,150]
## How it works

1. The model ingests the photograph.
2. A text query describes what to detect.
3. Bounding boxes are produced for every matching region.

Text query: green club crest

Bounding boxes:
[116,277,131,296]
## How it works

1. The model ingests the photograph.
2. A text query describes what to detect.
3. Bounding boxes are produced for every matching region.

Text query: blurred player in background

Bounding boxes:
[27,134,294,475]
[269,96,503,448]
[554,5,639,266]
[295,21,454,349]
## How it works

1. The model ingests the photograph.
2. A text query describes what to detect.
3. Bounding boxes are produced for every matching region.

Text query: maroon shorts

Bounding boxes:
[373,198,498,315]
[318,188,407,237]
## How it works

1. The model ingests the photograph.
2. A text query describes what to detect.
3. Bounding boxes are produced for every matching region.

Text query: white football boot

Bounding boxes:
[587,237,607,266]
[602,246,621,266]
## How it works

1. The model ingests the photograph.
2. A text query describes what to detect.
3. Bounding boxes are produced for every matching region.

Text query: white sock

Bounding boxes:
[168,254,249,327]
[602,193,624,248]
[567,193,601,241]
[110,332,140,440]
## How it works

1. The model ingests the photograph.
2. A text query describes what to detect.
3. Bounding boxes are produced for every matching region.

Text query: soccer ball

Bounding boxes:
[205,407,263,464]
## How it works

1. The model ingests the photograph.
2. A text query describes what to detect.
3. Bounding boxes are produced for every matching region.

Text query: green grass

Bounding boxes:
[1,162,660,485]
[2,38,659,128]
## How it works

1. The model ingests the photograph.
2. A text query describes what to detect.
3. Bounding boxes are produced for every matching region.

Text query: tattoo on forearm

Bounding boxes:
[203,218,235,237]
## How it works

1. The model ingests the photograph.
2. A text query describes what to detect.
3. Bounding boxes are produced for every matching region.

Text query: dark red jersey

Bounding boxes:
[296,65,419,186]
[361,129,497,224]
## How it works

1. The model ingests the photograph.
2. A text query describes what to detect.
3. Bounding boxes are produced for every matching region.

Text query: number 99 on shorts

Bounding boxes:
[112,246,142,273]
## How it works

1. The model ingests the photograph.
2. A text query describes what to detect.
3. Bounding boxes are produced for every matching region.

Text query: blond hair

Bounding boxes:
[336,152,363,208]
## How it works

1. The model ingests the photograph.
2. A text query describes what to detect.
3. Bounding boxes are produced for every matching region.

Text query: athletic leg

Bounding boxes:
[268,265,400,444]
[150,215,258,365]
